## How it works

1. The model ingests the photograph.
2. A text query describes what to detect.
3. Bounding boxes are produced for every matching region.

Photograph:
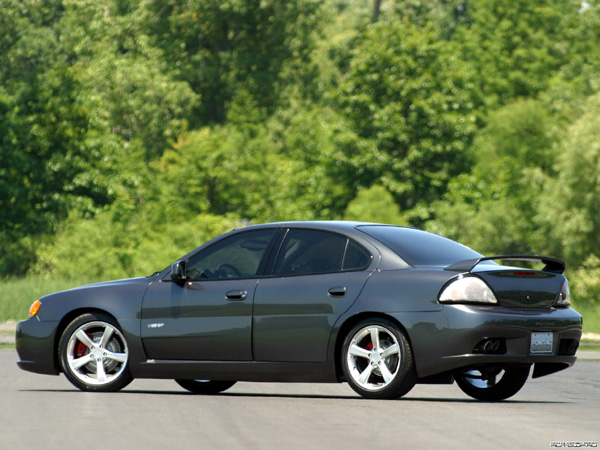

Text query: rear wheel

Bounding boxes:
[342,318,416,399]
[455,366,530,401]
[175,379,237,394]
[59,313,133,392]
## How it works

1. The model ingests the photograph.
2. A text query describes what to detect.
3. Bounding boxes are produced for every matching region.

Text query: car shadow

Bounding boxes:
[20,389,569,404]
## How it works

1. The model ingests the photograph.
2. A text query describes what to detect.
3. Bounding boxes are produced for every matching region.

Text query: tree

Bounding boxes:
[455,0,574,108]
[537,93,600,267]
[141,0,321,125]
[344,185,408,225]
[428,99,558,255]
[335,17,480,222]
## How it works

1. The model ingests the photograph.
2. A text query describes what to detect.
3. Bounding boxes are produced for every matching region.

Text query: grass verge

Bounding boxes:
[572,301,600,335]
[0,277,98,323]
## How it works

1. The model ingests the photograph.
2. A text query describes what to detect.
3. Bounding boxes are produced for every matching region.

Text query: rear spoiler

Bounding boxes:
[445,255,565,274]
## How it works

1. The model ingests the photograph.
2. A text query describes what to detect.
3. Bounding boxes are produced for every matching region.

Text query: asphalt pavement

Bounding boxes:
[1,345,599,450]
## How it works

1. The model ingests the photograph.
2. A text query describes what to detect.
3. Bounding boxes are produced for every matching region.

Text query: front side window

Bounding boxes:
[273,229,371,276]
[186,229,276,280]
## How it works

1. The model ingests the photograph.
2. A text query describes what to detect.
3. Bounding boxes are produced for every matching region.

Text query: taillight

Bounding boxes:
[439,276,498,305]
[556,279,571,307]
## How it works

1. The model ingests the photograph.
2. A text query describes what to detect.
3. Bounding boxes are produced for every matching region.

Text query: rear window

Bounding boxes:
[358,225,481,267]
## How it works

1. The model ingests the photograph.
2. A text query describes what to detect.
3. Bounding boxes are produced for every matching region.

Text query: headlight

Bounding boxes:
[439,275,498,304]
[555,279,571,307]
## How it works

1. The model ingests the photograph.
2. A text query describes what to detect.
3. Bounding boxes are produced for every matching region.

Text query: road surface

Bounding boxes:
[1,349,598,450]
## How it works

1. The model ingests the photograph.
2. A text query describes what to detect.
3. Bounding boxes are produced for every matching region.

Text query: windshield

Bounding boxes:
[358,225,482,267]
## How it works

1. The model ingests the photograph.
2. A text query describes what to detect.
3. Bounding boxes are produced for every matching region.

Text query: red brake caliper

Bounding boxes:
[76,333,93,358]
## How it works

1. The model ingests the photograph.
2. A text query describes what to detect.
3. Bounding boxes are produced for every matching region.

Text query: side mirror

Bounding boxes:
[170,260,188,284]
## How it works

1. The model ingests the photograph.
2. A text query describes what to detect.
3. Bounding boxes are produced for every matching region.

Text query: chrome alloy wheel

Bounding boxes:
[346,325,401,391]
[65,321,129,386]
[454,365,530,401]
[460,368,504,389]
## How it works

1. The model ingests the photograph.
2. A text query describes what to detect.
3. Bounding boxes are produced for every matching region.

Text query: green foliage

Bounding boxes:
[569,256,600,307]
[157,100,348,223]
[344,185,408,225]
[33,206,238,280]
[456,0,574,107]
[428,99,557,255]
[142,0,321,124]
[536,92,600,267]
[335,16,480,218]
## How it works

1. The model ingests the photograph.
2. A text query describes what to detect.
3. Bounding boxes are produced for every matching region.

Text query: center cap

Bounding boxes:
[371,352,383,364]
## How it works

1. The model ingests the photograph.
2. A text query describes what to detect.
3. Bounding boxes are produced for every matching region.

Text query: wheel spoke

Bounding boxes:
[380,343,399,358]
[370,327,381,350]
[96,359,107,383]
[379,362,394,384]
[463,370,482,380]
[105,351,127,364]
[358,364,375,385]
[71,354,93,370]
[99,326,115,349]
[349,344,371,360]
[75,330,95,349]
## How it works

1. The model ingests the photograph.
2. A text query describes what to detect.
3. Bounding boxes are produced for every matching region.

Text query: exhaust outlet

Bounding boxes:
[474,338,505,354]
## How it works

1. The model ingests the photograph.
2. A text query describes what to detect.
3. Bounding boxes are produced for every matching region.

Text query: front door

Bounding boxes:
[141,228,278,361]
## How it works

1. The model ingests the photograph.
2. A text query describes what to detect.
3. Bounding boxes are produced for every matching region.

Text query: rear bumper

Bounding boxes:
[403,305,583,379]
[16,317,60,376]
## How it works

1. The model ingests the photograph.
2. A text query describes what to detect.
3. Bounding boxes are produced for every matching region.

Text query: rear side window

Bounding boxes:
[274,229,371,276]
[358,225,481,266]
[343,240,371,271]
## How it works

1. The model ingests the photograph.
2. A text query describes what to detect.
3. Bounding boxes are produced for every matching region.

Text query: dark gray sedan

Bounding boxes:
[16,222,582,400]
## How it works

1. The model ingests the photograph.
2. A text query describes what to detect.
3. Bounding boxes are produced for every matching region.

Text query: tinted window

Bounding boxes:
[187,229,276,280]
[274,230,346,276]
[359,225,481,266]
[342,240,371,271]
[274,229,372,276]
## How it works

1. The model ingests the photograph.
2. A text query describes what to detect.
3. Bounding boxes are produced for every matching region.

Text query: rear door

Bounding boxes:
[252,228,373,362]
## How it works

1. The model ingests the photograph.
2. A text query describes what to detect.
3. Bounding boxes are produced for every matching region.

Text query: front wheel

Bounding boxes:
[342,318,416,399]
[59,313,133,392]
[175,379,237,394]
[455,366,530,401]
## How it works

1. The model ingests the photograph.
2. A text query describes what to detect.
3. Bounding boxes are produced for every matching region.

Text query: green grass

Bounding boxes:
[0,277,98,323]
[572,301,600,336]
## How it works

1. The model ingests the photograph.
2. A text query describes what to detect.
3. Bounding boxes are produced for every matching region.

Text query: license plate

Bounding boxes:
[530,332,554,354]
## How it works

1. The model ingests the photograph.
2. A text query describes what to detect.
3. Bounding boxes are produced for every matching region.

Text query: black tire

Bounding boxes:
[455,366,530,401]
[341,318,416,399]
[59,313,133,392]
[175,379,237,394]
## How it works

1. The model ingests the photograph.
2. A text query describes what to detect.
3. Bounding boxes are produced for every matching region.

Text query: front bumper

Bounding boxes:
[16,317,60,375]
[403,305,582,379]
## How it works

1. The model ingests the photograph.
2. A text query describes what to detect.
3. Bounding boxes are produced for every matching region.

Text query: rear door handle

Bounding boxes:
[225,290,248,301]
[328,286,347,297]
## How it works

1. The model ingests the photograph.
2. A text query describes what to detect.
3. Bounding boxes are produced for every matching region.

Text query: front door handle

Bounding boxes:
[225,290,248,301]
[328,286,347,297]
